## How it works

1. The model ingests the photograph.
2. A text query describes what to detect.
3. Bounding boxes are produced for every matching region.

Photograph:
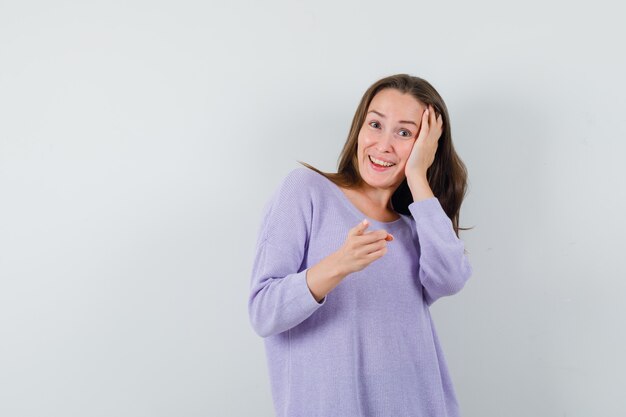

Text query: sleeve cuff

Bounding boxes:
[408,197,446,219]
[299,268,327,307]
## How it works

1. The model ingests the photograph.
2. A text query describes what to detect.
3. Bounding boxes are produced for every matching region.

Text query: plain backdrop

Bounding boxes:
[1,1,625,416]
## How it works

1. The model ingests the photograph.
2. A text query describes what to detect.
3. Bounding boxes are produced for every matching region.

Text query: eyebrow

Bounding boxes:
[367,110,418,127]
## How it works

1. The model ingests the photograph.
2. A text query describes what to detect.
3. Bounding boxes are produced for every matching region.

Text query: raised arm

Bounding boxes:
[408,197,473,307]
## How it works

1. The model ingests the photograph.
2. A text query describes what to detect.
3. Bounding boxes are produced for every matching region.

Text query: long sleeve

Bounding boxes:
[248,170,327,338]
[250,168,469,416]
[408,197,473,307]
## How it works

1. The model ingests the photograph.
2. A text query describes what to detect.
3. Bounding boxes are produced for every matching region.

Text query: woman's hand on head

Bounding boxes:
[335,219,394,276]
[404,104,443,180]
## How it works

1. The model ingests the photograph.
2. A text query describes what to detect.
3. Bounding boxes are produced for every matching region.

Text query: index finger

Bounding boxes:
[350,218,370,236]
[363,229,390,241]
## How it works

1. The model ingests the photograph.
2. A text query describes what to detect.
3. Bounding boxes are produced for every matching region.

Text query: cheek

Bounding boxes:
[402,142,415,157]
[357,134,370,154]
[358,129,375,144]
[397,160,408,172]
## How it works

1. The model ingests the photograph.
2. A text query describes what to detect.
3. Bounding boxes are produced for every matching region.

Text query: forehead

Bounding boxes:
[368,89,423,118]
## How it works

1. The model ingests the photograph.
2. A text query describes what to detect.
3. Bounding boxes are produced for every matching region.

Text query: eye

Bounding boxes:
[368,121,412,138]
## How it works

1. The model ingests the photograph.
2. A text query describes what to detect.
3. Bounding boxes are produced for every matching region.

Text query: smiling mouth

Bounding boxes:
[368,155,396,170]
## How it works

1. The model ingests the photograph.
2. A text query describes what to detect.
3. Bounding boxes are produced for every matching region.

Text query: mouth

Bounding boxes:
[368,155,396,172]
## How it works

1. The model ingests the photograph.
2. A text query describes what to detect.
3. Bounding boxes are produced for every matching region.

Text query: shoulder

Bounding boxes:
[265,167,324,207]
[283,166,326,188]
[257,168,322,244]
[272,167,328,199]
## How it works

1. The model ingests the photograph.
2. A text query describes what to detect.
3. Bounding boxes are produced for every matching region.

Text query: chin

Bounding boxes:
[361,172,398,189]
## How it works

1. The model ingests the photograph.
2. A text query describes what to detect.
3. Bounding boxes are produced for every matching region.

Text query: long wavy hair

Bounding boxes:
[297,73,473,238]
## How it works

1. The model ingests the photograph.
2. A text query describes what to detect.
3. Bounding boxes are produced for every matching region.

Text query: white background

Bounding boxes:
[1,1,625,416]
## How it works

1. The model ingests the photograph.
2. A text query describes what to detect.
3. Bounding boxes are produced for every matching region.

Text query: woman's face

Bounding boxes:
[357,88,425,191]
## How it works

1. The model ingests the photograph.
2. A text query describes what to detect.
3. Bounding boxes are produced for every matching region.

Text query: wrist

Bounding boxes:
[407,174,427,189]
[328,250,349,280]
[407,175,434,202]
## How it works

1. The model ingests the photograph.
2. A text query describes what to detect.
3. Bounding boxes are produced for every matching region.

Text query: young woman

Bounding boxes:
[248,73,473,417]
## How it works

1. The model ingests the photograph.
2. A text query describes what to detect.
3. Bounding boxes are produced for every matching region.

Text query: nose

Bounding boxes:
[376,130,394,153]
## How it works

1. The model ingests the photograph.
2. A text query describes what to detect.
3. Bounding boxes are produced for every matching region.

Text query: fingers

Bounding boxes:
[434,105,443,127]
[417,107,430,140]
[430,104,440,127]
[366,243,388,259]
[350,218,370,236]
[368,230,394,241]
[362,229,392,243]
[363,238,388,255]
[351,220,394,242]
[426,104,443,139]
[429,104,443,128]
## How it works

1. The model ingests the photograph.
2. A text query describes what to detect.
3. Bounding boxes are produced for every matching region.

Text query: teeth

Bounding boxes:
[369,155,395,167]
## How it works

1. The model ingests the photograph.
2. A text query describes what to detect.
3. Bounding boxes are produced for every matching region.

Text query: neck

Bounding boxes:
[356,181,398,212]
